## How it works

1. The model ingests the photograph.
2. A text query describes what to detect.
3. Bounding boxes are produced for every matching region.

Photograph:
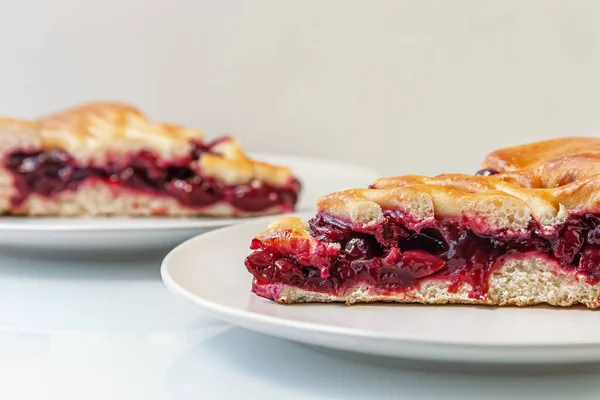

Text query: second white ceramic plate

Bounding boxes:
[163,213,600,365]
[0,154,378,250]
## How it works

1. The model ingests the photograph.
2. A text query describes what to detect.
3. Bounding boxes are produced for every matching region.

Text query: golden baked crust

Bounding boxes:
[197,138,294,186]
[313,137,600,235]
[247,137,600,307]
[0,102,299,217]
[255,137,600,239]
[1,102,295,187]
[34,102,204,164]
[256,136,600,242]
[483,136,600,188]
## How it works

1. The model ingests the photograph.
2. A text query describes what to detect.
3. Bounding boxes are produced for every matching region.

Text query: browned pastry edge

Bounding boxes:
[249,137,600,306]
[315,138,600,234]
[0,102,295,187]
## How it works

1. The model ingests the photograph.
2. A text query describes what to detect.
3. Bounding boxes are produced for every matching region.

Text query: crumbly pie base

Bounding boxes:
[245,137,600,308]
[0,102,300,217]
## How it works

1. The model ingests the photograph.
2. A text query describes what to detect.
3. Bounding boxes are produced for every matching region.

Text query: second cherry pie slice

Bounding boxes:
[0,102,300,217]
[245,137,600,308]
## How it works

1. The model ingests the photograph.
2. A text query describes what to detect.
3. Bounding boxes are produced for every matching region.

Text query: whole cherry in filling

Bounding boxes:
[4,141,299,212]
[245,212,600,300]
[475,168,498,176]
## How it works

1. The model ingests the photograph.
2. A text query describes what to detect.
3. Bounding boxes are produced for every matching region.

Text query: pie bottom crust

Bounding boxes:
[259,256,600,308]
[0,170,285,217]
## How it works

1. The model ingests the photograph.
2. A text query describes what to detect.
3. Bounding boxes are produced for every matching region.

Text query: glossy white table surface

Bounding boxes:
[2,250,600,400]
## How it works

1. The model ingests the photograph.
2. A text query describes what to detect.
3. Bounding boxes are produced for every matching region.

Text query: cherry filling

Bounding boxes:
[4,140,299,212]
[475,168,498,176]
[245,212,600,300]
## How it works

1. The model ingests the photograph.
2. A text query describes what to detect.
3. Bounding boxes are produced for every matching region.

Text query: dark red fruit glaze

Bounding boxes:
[4,139,299,212]
[475,168,498,176]
[245,212,600,300]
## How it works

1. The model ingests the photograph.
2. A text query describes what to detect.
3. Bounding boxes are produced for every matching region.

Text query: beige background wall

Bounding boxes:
[1,0,598,175]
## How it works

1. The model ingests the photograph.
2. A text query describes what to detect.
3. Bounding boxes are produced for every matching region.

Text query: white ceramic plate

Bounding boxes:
[0,154,378,250]
[162,213,600,365]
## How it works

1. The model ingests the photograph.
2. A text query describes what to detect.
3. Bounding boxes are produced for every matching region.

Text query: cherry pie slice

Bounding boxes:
[245,137,600,308]
[0,102,300,217]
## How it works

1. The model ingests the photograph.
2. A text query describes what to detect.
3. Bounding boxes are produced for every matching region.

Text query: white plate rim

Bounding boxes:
[0,215,259,232]
[161,217,600,364]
